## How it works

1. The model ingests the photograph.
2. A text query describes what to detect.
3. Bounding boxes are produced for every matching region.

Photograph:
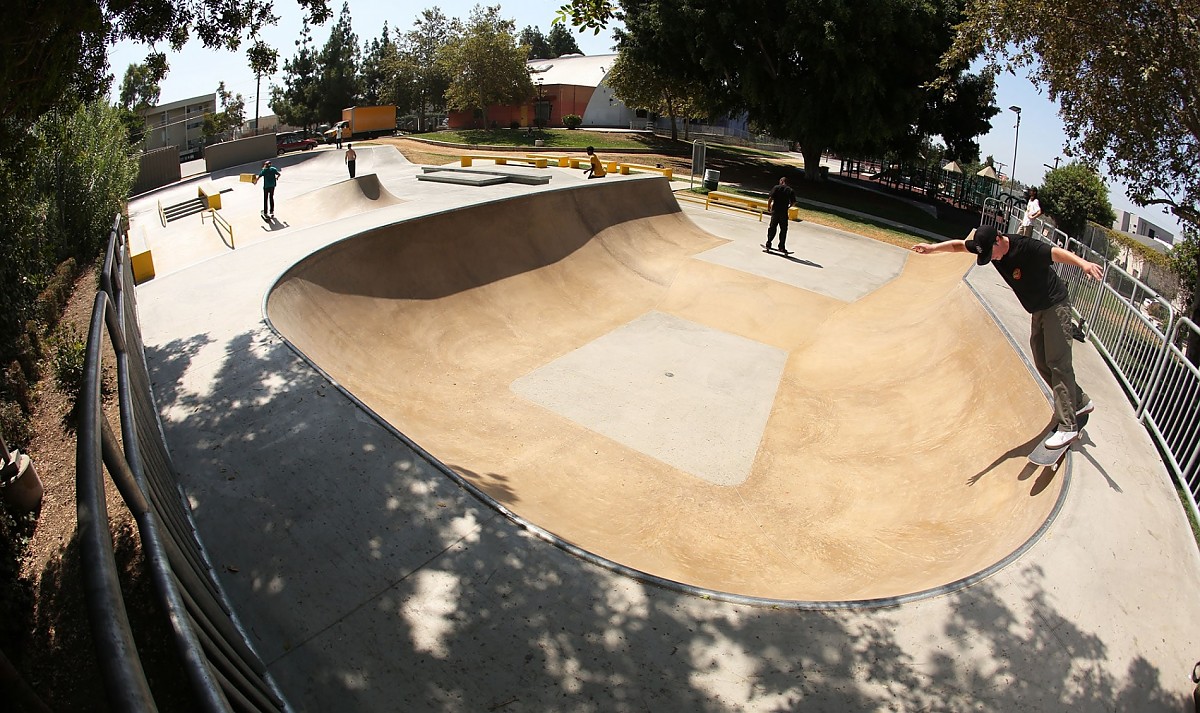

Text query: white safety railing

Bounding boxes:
[979,200,1200,526]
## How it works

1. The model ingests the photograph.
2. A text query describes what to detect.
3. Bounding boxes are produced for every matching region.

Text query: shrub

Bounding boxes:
[2,362,30,412]
[0,399,31,447]
[49,325,86,401]
[562,114,583,129]
[509,121,520,130]
[35,258,77,329]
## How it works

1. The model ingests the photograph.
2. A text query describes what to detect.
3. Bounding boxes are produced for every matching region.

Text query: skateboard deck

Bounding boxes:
[1028,412,1089,467]
[762,244,793,255]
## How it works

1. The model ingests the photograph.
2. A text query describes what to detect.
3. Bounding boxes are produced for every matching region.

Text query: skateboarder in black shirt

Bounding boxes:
[764,176,796,253]
[911,225,1103,449]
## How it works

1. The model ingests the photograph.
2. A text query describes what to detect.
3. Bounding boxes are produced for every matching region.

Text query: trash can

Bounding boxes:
[704,169,720,190]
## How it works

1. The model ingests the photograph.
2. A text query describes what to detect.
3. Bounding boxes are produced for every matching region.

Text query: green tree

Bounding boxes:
[946,0,1200,361]
[118,63,161,111]
[547,23,584,57]
[386,8,458,132]
[0,98,136,353]
[116,62,163,146]
[0,0,332,145]
[360,24,394,105]
[1039,162,1117,239]
[918,68,998,164]
[604,52,708,141]
[247,39,279,133]
[611,0,985,182]
[31,101,138,262]
[440,5,533,128]
[1170,232,1199,325]
[317,1,360,121]
[202,81,246,141]
[554,0,618,34]
[519,25,553,59]
[270,21,323,130]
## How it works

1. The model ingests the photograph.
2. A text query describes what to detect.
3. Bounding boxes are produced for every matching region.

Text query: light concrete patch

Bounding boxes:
[511,310,787,486]
[693,220,908,302]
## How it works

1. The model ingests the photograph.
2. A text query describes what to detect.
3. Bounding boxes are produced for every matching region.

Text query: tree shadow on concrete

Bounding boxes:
[140,325,1186,712]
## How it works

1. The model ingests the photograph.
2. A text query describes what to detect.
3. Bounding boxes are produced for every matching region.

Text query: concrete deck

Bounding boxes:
[129,145,1200,711]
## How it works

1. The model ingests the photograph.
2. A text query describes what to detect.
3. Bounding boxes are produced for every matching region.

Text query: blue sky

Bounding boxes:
[106,0,1181,237]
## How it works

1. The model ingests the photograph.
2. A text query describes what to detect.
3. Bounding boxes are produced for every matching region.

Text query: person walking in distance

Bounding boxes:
[253,160,281,217]
[345,143,357,178]
[910,225,1102,449]
[584,146,606,179]
[764,176,796,253]
[1019,187,1043,237]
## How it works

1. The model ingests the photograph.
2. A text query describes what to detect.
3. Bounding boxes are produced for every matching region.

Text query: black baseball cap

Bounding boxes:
[965,225,998,266]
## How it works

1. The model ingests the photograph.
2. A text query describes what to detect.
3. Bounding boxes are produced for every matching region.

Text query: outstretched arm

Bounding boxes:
[911,240,967,255]
[1051,246,1103,281]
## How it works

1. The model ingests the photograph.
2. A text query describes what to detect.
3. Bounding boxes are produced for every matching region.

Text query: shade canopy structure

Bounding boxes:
[943,161,963,174]
[976,165,998,180]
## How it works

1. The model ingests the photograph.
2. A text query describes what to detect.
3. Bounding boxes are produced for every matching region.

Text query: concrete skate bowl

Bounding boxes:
[265,177,1067,606]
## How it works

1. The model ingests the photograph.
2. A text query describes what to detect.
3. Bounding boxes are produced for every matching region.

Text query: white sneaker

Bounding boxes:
[1044,430,1078,449]
[1076,400,1094,416]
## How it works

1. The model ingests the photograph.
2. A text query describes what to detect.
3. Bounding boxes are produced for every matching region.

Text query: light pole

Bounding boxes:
[1008,105,1022,195]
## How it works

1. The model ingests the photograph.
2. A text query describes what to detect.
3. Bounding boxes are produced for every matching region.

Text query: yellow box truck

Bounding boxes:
[324,105,397,141]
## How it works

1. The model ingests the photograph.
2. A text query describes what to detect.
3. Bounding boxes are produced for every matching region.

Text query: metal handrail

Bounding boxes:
[978,201,1200,522]
[77,216,292,712]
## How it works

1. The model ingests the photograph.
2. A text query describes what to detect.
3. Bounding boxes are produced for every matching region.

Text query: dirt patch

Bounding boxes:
[1,263,196,712]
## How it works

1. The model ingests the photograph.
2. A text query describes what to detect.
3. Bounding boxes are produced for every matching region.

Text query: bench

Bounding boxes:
[128,225,155,284]
[532,154,580,168]
[525,154,621,173]
[460,155,548,169]
[618,163,674,179]
[705,191,800,221]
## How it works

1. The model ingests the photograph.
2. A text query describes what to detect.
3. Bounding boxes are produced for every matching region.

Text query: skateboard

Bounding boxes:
[762,244,793,256]
[1027,412,1089,468]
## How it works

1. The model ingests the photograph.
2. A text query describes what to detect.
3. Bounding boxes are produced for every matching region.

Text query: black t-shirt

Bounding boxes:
[768,183,795,215]
[991,233,1068,313]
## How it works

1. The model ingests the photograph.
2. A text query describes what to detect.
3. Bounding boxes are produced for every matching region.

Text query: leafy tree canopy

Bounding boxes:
[360,24,395,105]
[202,81,246,140]
[440,5,533,125]
[1039,162,1116,238]
[385,8,459,131]
[1,0,331,130]
[547,23,584,56]
[118,62,161,111]
[520,25,553,59]
[946,0,1200,230]
[270,21,322,129]
[609,0,988,181]
[604,52,708,141]
[317,1,361,121]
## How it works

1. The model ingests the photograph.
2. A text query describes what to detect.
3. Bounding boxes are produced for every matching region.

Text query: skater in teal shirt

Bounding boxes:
[253,160,281,217]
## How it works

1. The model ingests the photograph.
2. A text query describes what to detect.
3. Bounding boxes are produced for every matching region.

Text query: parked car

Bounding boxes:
[276,132,318,155]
